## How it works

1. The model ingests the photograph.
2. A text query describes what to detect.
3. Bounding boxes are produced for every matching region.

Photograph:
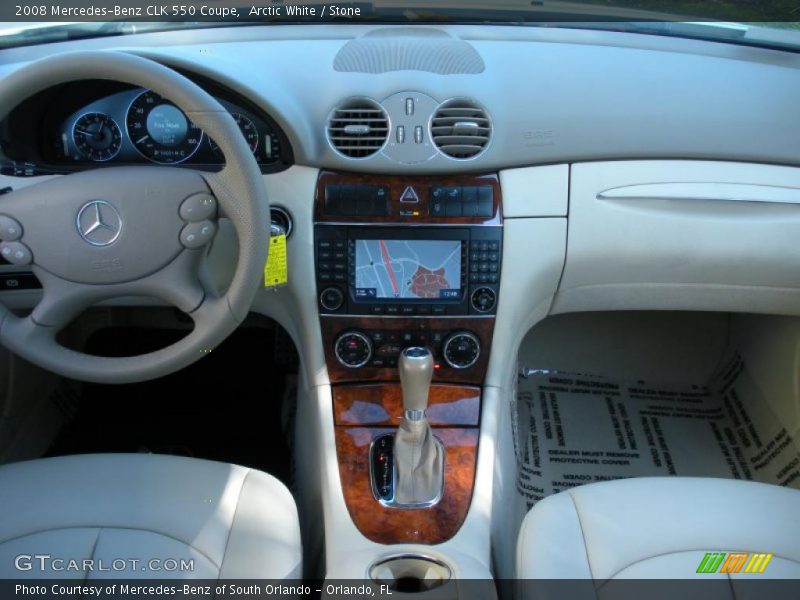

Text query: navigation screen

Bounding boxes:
[354,240,462,300]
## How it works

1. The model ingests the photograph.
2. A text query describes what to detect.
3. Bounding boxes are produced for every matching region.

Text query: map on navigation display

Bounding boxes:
[354,239,462,300]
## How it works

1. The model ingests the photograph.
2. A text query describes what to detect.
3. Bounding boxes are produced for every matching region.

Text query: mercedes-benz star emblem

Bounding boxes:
[76,200,122,247]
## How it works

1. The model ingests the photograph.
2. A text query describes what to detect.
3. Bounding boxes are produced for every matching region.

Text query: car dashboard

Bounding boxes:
[0,21,798,587]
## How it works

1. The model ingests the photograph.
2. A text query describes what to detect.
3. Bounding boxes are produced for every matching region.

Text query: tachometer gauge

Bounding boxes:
[209,112,259,156]
[72,113,122,162]
[126,90,203,164]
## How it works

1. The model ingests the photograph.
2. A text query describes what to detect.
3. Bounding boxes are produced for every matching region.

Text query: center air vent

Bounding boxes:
[431,99,491,159]
[327,99,389,159]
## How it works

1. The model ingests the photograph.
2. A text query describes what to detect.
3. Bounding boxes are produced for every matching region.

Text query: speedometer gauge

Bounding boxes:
[126,90,203,164]
[209,112,259,156]
[72,113,122,162]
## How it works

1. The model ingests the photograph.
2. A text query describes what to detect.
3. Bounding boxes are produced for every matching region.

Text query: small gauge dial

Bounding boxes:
[209,112,259,156]
[72,113,122,162]
[126,90,203,164]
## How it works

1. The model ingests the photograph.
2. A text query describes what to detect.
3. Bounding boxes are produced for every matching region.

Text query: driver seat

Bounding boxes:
[0,453,302,579]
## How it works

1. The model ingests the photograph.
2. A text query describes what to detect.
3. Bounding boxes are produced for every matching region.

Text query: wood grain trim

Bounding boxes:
[333,384,480,427]
[321,316,494,385]
[335,426,479,545]
[315,171,502,224]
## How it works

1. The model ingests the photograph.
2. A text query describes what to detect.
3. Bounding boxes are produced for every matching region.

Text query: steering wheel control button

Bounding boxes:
[335,331,373,368]
[0,241,32,266]
[179,193,217,222]
[320,287,344,311]
[471,287,497,313]
[76,200,122,247]
[180,220,216,248]
[0,215,23,241]
[442,331,481,369]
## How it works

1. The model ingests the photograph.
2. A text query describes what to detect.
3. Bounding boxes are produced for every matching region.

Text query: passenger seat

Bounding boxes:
[517,477,799,579]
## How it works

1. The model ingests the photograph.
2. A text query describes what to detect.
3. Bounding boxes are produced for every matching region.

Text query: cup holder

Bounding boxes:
[369,554,452,593]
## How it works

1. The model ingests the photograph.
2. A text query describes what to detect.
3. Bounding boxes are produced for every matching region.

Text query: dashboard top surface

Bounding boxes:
[0,23,798,173]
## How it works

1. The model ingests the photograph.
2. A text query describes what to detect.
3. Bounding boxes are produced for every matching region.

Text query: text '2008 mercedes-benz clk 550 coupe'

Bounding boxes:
[0,1,798,599]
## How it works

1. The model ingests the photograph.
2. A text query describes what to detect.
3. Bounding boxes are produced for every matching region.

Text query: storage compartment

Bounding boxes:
[369,554,452,593]
[513,311,800,510]
[557,161,800,316]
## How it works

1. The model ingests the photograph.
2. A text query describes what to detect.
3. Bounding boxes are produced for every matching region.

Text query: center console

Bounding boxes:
[315,171,501,546]
[315,171,501,386]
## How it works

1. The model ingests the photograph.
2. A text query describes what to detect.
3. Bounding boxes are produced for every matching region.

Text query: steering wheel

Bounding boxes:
[0,52,269,384]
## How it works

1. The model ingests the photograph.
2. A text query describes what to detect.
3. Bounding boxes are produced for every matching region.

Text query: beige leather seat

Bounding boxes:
[0,454,301,579]
[517,477,800,579]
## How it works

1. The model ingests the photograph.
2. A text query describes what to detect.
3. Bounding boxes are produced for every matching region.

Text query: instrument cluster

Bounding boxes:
[54,87,288,169]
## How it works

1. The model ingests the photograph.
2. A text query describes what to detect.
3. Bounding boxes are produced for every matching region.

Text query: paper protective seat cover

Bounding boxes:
[0,453,302,579]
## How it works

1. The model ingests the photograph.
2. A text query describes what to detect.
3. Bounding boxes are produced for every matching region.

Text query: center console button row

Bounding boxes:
[325,185,389,216]
[430,186,494,218]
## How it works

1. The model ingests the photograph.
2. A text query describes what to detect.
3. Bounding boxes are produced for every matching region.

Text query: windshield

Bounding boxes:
[0,1,799,51]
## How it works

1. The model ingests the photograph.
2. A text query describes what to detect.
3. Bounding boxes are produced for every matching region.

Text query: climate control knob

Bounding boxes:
[334,331,373,368]
[442,331,481,369]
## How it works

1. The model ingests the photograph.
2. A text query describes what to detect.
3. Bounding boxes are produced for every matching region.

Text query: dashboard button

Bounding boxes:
[370,306,384,315]
[396,126,406,144]
[0,241,32,266]
[0,215,23,241]
[179,193,217,222]
[432,306,446,315]
[325,185,341,214]
[401,306,415,315]
[444,187,462,203]
[445,202,462,217]
[180,220,216,248]
[471,287,497,313]
[462,202,478,217]
[462,187,478,204]
[386,305,400,315]
[320,287,345,311]
[477,201,493,217]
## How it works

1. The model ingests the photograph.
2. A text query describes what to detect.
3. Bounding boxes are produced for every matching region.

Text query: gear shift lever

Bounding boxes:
[392,347,444,506]
[399,346,434,420]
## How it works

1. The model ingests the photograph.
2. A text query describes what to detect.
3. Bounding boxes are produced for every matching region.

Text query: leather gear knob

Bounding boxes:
[398,347,434,415]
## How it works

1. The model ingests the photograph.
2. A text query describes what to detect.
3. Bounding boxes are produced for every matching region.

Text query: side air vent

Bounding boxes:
[431,99,491,160]
[327,99,389,159]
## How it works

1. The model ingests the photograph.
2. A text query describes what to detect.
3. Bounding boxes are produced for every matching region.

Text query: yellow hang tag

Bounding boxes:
[264,234,288,287]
